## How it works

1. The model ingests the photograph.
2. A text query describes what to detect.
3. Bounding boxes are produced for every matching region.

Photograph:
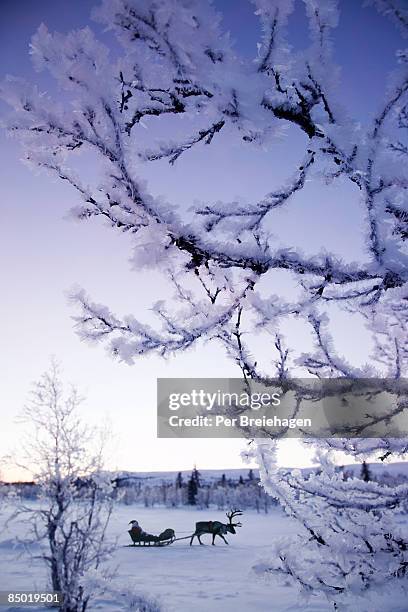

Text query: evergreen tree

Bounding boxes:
[187,475,198,506]
[191,466,201,488]
[361,461,371,482]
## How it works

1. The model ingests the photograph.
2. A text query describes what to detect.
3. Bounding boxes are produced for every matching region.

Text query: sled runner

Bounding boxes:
[128,527,176,546]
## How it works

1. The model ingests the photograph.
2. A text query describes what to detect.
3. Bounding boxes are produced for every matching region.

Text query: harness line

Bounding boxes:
[172,534,194,542]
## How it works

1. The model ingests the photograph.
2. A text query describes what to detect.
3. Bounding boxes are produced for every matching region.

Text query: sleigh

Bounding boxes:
[128,527,176,547]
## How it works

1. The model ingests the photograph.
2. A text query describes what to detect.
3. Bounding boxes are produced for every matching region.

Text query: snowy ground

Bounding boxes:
[3,502,408,612]
[0,503,332,612]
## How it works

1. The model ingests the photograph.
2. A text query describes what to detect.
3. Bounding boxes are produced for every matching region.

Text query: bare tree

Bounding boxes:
[15,362,115,612]
[1,0,408,607]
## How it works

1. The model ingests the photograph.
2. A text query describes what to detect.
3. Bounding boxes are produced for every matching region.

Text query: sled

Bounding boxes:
[128,527,176,547]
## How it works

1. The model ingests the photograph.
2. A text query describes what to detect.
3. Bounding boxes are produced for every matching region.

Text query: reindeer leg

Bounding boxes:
[190,533,195,546]
[198,535,204,545]
[220,535,229,545]
[212,533,216,545]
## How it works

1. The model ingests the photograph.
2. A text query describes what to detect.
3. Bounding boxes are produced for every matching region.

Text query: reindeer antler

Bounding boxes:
[226,509,243,526]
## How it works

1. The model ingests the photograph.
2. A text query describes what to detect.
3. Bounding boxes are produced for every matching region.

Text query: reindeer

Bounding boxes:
[190,509,242,546]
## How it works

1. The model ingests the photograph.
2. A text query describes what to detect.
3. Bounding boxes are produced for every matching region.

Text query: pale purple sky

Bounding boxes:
[0,1,403,479]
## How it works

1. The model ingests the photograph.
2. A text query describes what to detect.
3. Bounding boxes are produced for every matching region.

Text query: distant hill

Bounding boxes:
[113,468,259,485]
[3,462,407,487]
[112,462,408,485]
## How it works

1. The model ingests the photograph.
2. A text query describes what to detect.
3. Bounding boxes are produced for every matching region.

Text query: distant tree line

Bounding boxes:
[117,468,278,513]
[3,465,407,516]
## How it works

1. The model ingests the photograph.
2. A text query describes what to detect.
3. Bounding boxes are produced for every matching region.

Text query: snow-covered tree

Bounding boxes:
[14,363,115,612]
[2,0,408,608]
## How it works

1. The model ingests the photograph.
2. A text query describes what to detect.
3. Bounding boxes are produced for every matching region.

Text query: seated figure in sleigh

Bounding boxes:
[128,520,175,546]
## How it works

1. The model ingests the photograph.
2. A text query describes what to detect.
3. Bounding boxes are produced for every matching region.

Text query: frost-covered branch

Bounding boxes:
[252,441,408,608]
[72,278,255,363]
[196,151,316,232]
[140,119,225,164]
